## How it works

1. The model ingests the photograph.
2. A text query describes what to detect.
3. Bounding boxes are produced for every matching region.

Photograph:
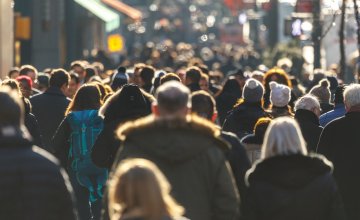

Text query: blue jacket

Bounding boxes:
[319,104,346,127]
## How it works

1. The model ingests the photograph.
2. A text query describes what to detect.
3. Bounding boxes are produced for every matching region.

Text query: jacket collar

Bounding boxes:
[295,109,319,125]
[45,87,66,97]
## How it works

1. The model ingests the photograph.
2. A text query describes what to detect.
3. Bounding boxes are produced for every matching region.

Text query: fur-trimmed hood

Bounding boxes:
[246,154,333,189]
[117,114,229,164]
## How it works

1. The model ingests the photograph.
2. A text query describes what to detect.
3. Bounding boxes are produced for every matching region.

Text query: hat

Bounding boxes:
[270,81,291,107]
[111,71,129,91]
[242,79,264,102]
[310,79,331,103]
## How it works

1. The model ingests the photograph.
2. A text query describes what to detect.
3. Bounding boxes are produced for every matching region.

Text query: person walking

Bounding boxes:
[244,117,345,220]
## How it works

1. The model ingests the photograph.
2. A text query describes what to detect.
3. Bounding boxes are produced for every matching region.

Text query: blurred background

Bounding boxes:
[0,0,359,82]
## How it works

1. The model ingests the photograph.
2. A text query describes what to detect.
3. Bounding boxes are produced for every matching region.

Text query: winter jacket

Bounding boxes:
[244,154,345,220]
[295,109,323,152]
[221,131,251,204]
[91,119,122,169]
[30,87,71,152]
[317,111,360,220]
[319,104,346,127]
[223,102,267,139]
[216,93,240,125]
[25,112,43,147]
[266,106,293,118]
[0,127,77,220]
[113,115,240,220]
[241,134,262,164]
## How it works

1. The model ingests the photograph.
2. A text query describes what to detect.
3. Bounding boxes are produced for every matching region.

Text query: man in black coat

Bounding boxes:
[294,94,323,152]
[191,90,251,201]
[318,84,360,220]
[0,87,77,220]
[31,69,71,152]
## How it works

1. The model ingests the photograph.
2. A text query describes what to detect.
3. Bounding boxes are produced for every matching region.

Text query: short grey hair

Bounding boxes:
[294,94,320,112]
[344,84,360,108]
[155,81,191,114]
[262,117,307,159]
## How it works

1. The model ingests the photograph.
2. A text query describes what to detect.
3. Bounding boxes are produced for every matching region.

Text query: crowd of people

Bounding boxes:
[0,53,359,220]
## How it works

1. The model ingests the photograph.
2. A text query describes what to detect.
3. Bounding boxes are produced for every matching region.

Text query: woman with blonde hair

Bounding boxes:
[108,158,187,220]
[243,117,345,220]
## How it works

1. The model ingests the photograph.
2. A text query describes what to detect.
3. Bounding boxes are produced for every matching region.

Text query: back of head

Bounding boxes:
[242,78,264,103]
[269,81,291,107]
[334,84,347,104]
[111,71,129,91]
[108,158,184,220]
[254,117,272,140]
[191,90,216,120]
[262,117,307,159]
[19,65,38,77]
[294,94,320,112]
[160,73,181,85]
[310,79,331,103]
[140,66,156,84]
[50,69,70,88]
[66,84,102,115]
[185,66,202,84]
[1,79,21,95]
[344,84,360,109]
[0,87,24,128]
[156,81,191,116]
[100,84,151,123]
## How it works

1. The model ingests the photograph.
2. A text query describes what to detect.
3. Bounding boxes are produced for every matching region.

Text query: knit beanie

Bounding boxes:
[310,79,331,103]
[242,79,264,102]
[269,81,291,107]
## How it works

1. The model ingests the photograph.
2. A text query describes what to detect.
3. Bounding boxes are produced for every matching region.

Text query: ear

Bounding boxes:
[211,112,218,123]
[152,102,160,116]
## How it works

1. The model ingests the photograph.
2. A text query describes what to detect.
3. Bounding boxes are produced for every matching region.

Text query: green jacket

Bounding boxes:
[114,115,240,220]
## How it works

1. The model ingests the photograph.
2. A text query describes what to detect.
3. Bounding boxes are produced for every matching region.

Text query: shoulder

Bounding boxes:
[118,115,221,140]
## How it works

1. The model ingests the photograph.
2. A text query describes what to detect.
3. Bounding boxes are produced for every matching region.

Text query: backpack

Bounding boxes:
[67,110,108,202]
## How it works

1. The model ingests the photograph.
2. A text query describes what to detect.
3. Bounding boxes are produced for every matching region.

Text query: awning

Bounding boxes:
[75,0,120,32]
[101,0,142,21]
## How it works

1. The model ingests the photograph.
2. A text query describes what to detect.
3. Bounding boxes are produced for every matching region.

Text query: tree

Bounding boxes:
[354,0,360,82]
[339,0,347,80]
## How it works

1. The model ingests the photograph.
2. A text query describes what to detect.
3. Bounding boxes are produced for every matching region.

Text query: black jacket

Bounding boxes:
[30,87,71,152]
[113,115,240,220]
[216,93,240,125]
[244,154,345,220]
[25,113,43,147]
[0,127,77,220]
[223,102,267,139]
[91,119,122,169]
[317,111,360,220]
[295,109,323,152]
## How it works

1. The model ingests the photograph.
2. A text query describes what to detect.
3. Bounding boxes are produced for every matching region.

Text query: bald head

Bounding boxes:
[155,81,191,117]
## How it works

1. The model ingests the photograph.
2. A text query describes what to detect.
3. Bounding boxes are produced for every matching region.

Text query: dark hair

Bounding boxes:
[334,84,347,104]
[0,88,24,126]
[70,72,80,84]
[65,84,102,115]
[85,66,98,82]
[19,65,37,76]
[191,91,215,120]
[70,60,85,70]
[37,73,50,90]
[219,78,242,97]
[90,82,108,101]
[100,84,153,124]
[160,73,181,85]
[185,67,202,84]
[140,66,156,84]
[8,67,19,78]
[50,69,70,88]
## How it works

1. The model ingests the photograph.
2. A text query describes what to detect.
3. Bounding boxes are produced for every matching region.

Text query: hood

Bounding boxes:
[117,115,229,164]
[246,154,333,189]
[0,125,32,147]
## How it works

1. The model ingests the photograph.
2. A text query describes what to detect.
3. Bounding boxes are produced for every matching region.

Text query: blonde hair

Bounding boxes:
[108,159,184,220]
[261,117,307,159]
